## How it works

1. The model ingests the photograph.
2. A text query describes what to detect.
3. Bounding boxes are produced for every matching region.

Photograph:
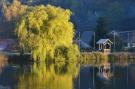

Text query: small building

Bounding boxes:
[96,39,113,53]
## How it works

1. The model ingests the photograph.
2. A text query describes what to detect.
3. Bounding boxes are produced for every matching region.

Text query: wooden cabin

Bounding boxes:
[96,39,113,53]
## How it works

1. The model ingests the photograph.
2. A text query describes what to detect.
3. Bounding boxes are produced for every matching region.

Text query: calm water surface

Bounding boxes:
[0,61,135,89]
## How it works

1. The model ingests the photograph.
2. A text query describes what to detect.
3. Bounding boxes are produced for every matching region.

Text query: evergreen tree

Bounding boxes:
[90,16,108,48]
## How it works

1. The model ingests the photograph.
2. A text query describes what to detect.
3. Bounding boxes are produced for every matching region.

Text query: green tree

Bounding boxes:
[15,5,79,61]
[90,16,108,48]
[106,1,124,23]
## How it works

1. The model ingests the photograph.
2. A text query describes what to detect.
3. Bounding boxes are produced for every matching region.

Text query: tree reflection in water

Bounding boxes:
[0,55,8,74]
[17,62,79,89]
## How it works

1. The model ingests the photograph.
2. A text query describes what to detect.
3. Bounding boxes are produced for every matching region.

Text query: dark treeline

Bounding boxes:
[1,0,135,31]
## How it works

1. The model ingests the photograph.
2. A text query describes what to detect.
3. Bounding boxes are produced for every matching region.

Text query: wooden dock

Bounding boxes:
[0,51,32,62]
[0,51,31,56]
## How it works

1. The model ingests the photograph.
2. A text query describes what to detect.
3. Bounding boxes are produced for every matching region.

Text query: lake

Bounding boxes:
[0,60,135,89]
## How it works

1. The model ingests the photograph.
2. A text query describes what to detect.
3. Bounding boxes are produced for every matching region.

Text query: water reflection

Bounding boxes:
[75,64,135,89]
[0,61,79,89]
[0,59,135,89]
[0,55,8,74]
[17,62,79,89]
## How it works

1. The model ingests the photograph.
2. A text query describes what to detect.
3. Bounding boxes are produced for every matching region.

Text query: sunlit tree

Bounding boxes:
[15,5,79,61]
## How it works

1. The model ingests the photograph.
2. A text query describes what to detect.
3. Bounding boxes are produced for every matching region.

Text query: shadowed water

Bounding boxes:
[0,59,135,89]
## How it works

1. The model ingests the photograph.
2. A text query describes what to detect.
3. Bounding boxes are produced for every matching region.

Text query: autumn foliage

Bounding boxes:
[15,4,79,61]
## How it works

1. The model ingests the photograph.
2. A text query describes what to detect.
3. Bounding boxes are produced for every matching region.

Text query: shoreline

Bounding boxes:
[0,51,135,64]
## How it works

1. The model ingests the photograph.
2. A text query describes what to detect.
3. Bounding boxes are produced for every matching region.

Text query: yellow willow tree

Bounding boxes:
[15,5,79,61]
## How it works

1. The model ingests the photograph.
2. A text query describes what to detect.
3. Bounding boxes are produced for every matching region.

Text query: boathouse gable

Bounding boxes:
[96,39,113,53]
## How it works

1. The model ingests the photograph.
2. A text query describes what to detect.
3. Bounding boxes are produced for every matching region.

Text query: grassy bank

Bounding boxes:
[79,52,135,65]
[109,52,135,64]
[79,52,108,65]
[1,52,135,65]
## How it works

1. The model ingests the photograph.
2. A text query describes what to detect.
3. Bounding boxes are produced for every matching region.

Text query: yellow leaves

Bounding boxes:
[15,4,79,61]
[28,6,48,31]
[32,47,47,61]
[17,63,78,89]
[16,19,27,37]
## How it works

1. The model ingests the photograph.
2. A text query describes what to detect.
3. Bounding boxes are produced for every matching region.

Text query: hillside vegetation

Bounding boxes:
[1,0,135,31]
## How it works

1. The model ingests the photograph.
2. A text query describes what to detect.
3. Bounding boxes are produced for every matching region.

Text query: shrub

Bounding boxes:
[109,52,130,65]
[80,52,108,65]
[54,44,79,62]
